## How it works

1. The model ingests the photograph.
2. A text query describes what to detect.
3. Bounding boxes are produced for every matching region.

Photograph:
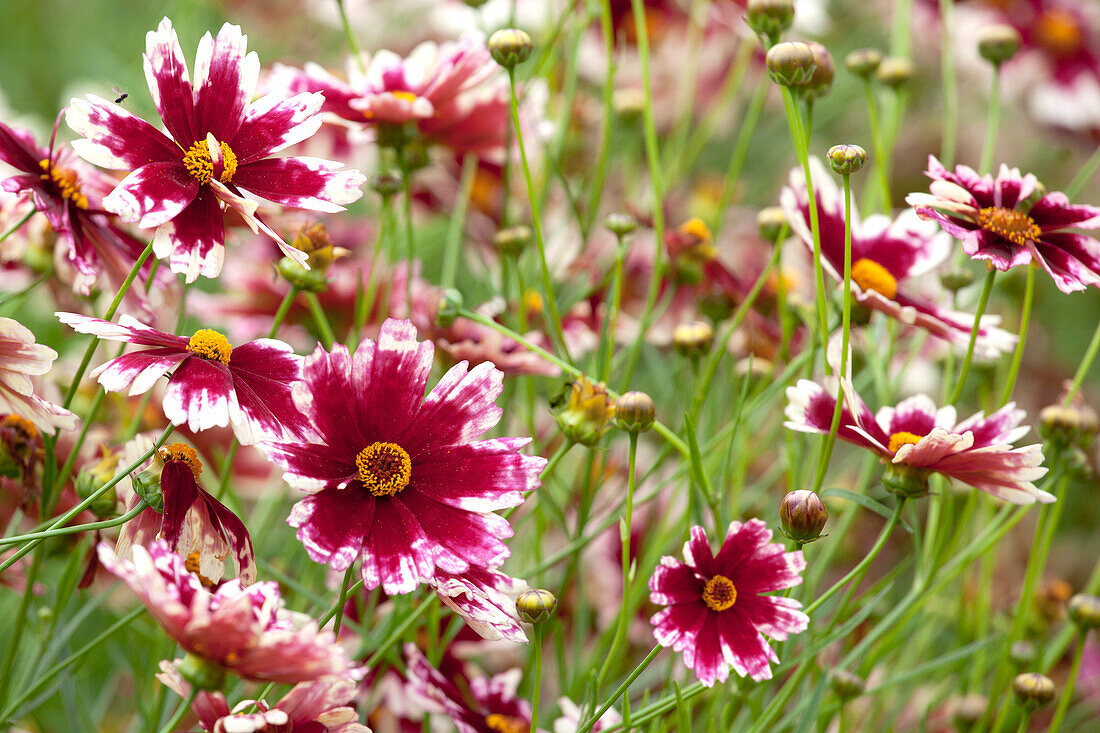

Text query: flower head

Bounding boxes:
[906,155,1100,293]
[0,317,76,432]
[56,312,307,445]
[98,540,361,683]
[430,565,530,643]
[66,18,365,282]
[649,520,808,686]
[262,318,546,595]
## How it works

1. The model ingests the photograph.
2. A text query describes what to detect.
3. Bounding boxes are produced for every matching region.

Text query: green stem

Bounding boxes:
[1047,635,1086,733]
[364,596,437,670]
[578,645,662,733]
[863,80,891,212]
[332,566,356,637]
[441,152,478,289]
[979,66,1002,174]
[938,0,957,168]
[1063,316,1100,406]
[1065,144,1100,199]
[0,271,49,305]
[999,266,1034,406]
[0,545,41,709]
[597,236,627,383]
[304,291,336,349]
[948,268,996,404]
[713,74,769,232]
[582,0,617,235]
[0,209,34,246]
[0,501,146,546]
[334,0,364,71]
[530,624,544,733]
[159,688,198,733]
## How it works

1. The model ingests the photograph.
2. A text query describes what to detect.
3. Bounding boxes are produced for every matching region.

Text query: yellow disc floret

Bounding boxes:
[887,431,924,454]
[977,207,1041,247]
[485,714,529,733]
[39,159,88,209]
[851,258,898,299]
[356,442,412,497]
[187,329,233,365]
[159,442,203,479]
[182,139,238,185]
[702,575,738,612]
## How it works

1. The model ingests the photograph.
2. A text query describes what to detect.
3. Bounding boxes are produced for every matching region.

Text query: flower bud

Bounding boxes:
[371,172,402,198]
[826,144,868,175]
[830,669,864,700]
[489,28,533,68]
[605,213,638,238]
[978,24,1022,66]
[845,48,883,79]
[800,42,835,99]
[515,588,557,623]
[435,288,463,329]
[1012,673,1055,709]
[757,207,788,242]
[494,225,532,257]
[1039,398,1099,450]
[277,258,328,293]
[939,269,975,292]
[1067,593,1100,629]
[744,0,795,44]
[1010,640,1037,667]
[462,0,490,6]
[615,391,656,433]
[876,57,915,89]
[177,652,227,692]
[131,467,164,513]
[74,448,122,519]
[555,376,615,445]
[672,320,714,358]
[375,121,418,150]
[780,490,828,543]
[951,694,987,731]
[882,463,931,498]
[766,42,817,87]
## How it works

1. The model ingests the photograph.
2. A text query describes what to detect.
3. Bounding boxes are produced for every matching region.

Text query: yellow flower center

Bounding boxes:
[39,159,88,209]
[485,714,529,733]
[1,414,38,442]
[702,575,738,612]
[184,551,217,589]
[356,442,412,496]
[887,431,924,454]
[524,288,544,315]
[1035,8,1084,57]
[182,139,238,185]
[186,329,233,365]
[977,207,1041,247]
[159,442,203,479]
[851,258,898,299]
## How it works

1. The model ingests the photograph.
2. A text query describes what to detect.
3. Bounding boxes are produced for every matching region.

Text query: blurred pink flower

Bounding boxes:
[0,317,76,432]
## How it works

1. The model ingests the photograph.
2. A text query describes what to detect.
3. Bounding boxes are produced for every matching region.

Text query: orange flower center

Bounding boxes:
[851,258,898,299]
[1,414,38,442]
[39,159,88,209]
[887,431,924,454]
[182,139,238,185]
[356,442,412,496]
[702,575,738,612]
[1035,9,1084,57]
[485,714,529,733]
[187,329,232,365]
[159,442,203,478]
[184,551,217,589]
[977,206,1041,247]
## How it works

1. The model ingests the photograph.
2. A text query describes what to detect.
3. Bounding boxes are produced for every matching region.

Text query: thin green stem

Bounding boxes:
[530,624,544,733]
[0,546,41,709]
[364,596,437,670]
[0,271,49,305]
[938,0,957,168]
[999,266,1034,406]
[979,66,1002,174]
[332,566,356,637]
[1063,317,1100,406]
[1047,635,1086,733]
[582,0,617,235]
[159,688,197,733]
[713,73,768,229]
[304,291,336,349]
[1065,144,1100,199]
[334,0,364,72]
[948,269,996,404]
[578,645,662,733]
[863,81,891,212]
[0,501,145,546]
[441,152,478,289]
[597,237,627,383]
[0,209,34,246]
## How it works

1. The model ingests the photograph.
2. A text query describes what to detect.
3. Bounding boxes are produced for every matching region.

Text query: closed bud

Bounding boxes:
[489,28,533,68]
[827,144,868,175]
[882,463,931,498]
[940,269,975,292]
[178,652,227,692]
[555,376,615,445]
[494,225,531,257]
[605,213,638,237]
[766,41,817,87]
[780,490,828,543]
[876,57,915,88]
[978,24,1022,66]
[462,0,490,6]
[277,257,328,293]
[1067,593,1100,629]
[615,391,656,433]
[371,172,402,198]
[800,42,835,99]
[672,320,714,358]
[74,448,121,519]
[435,288,463,329]
[1012,673,1055,709]
[830,669,864,700]
[845,48,883,79]
[757,207,788,242]
[515,588,557,623]
[1010,640,1037,667]
[131,467,164,513]
[745,0,795,44]
[951,694,988,730]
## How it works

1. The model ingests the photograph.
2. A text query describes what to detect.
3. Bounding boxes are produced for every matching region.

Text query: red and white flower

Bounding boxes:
[0,317,76,432]
[56,312,306,445]
[66,18,365,282]
[261,318,546,596]
[430,565,529,643]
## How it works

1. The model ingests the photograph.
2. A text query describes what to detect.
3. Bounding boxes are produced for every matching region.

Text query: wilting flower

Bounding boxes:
[0,317,76,432]
[0,120,168,317]
[66,18,365,282]
[650,520,808,686]
[157,662,368,732]
[98,539,361,683]
[56,312,306,445]
[404,643,531,733]
[117,442,255,585]
[782,158,1015,358]
[785,378,1052,503]
[906,155,1100,293]
[430,565,529,643]
[262,318,545,595]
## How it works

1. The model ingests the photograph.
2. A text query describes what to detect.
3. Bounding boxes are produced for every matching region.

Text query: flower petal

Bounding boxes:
[230,92,324,162]
[193,23,258,143]
[67,95,180,170]
[288,488,374,571]
[142,17,197,145]
[232,156,364,212]
[102,161,198,228]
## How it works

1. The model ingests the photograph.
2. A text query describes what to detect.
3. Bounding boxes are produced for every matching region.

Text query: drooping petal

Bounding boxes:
[232,156,364,212]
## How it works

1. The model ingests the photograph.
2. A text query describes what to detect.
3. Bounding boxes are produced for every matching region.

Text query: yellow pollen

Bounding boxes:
[679,217,712,243]
[851,258,898,299]
[524,289,544,315]
[182,139,238,185]
[39,159,88,209]
[391,90,419,103]
[187,329,233,365]
[1,414,38,441]
[702,575,738,612]
[887,431,924,454]
[977,207,1041,247]
[184,552,217,589]
[1035,9,1084,57]
[485,715,529,733]
[356,442,412,497]
[160,442,203,479]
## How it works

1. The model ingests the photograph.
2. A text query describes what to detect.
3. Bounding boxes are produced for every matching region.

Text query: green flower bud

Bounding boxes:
[1067,593,1100,629]
[779,490,828,543]
[830,669,865,700]
[555,377,615,445]
[515,588,557,623]
[882,463,931,498]
[800,42,835,100]
[757,207,788,242]
[672,320,714,358]
[827,144,868,175]
[605,213,639,238]
[951,694,988,731]
[1012,673,1055,709]
[177,652,227,692]
[766,42,817,87]
[131,468,164,513]
[371,172,403,198]
[489,28,533,68]
[1010,640,1037,667]
[375,121,418,149]
[845,48,883,79]
[876,56,915,89]
[940,269,976,292]
[978,24,1022,66]
[435,289,464,329]
[615,391,656,433]
[494,225,532,257]
[744,0,795,44]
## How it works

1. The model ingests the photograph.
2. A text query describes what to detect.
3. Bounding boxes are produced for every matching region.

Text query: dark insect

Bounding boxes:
[112,86,128,104]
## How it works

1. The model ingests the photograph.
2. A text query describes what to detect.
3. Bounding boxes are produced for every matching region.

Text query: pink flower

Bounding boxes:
[261,318,546,595]
[649,520,809,686]
[66,18,365,282]
[785,379,1052,503]
[430,565,529,643]
[906,155,1100,293]
[555,696,621,733]
[783,158,1016,358]
[56,312,306,445]
[98,539,362,683]
[0,317,76,432]
[157,662,368,732]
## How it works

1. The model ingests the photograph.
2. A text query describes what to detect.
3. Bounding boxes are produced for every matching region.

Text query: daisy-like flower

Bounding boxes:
[157,662,368,733]
[782,159,1016,358]
[66,18,365,282]
[98,539,362,683]
[56,312,306,445]
[117,442,256,585]
[0,317,76,432]
[906,155,1100,293]
[261,318,546,596]
[430,565,529,643]
[649,519,809,686]
[785,377,1052,503]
